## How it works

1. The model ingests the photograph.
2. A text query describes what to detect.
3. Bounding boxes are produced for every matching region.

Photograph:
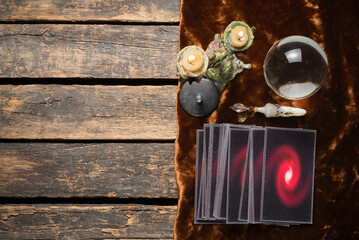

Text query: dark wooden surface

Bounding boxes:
[0,0,180,23]
[0,143,176,198]
[0,25,178,78]
[0,85,177,139]
[0,205,177,239]
[0,1,180,239]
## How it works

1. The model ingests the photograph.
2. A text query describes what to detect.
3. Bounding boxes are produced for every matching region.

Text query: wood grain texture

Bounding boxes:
[0,24,178,78]
[0,0,180,23]
[0,143,176,198]
[0,204,176,239]
[0,85,177,140]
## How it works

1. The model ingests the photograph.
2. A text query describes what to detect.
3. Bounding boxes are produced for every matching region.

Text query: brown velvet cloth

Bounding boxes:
[174,0,359,239]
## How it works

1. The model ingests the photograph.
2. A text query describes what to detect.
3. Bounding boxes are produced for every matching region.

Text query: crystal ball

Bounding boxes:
[263,36,328,100]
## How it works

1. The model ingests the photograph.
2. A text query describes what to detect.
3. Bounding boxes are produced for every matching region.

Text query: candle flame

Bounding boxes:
[237,31,246,42]
[188,55,196,64]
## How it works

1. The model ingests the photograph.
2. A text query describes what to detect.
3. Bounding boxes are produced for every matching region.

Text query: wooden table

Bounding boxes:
[0,1,179,239]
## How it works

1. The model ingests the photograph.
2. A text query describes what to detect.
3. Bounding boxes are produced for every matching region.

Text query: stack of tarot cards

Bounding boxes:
[194,124,316,225]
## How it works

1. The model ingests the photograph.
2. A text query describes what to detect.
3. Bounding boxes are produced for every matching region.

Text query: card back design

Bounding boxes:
[261,127,316,224]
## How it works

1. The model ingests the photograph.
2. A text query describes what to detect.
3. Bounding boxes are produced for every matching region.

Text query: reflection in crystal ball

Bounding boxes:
[264,36,328,100]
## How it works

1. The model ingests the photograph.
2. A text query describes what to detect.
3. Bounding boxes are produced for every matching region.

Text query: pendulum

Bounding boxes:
[230,103,307,122]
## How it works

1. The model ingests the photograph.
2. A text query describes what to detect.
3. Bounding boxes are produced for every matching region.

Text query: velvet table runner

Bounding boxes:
[174,0,359,239]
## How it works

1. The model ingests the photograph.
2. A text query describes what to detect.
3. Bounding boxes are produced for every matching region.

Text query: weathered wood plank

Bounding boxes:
[0,204,176,239]
[0,143,176,198]
[0,85,177,140]
[0,0,180,23]
[0,24,178,78]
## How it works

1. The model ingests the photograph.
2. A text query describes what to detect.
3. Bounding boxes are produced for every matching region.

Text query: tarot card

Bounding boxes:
[214,124,255,220]
[251,128,265,223]
[226,128,250,224]
[213,124,229,219]
[208,124,223,220]
[198,158,206,220]
[197,178,204,221]
[195,219,226,224]
[238,136,250,222]
[202,124,210,219]
[204,124,213,220]
[197,187,225,224]
[238,127,262,222]
[194,130,204,223]
[261,127,316,224]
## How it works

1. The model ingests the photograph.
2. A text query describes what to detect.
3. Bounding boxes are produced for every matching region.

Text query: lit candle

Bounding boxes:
[229,26,248,48]
[181,49,204,72]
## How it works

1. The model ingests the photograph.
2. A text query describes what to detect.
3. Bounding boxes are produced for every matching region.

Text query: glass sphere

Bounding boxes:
[263,36,328,100]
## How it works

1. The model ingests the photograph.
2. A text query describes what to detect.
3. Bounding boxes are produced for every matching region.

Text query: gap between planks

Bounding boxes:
[0,197,178,205]
[0,78,179,86]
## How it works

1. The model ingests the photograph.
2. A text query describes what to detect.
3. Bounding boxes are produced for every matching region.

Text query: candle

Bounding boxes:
[181,49,204,72]
[177,45,208,79]
[229,26,248,48]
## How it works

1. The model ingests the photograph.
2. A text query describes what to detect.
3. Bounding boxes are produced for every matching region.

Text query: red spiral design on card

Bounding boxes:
[267,145,310,208]
[230,146,247,189]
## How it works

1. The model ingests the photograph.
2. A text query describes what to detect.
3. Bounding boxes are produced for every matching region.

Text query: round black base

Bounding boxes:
[179,78,219,117]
